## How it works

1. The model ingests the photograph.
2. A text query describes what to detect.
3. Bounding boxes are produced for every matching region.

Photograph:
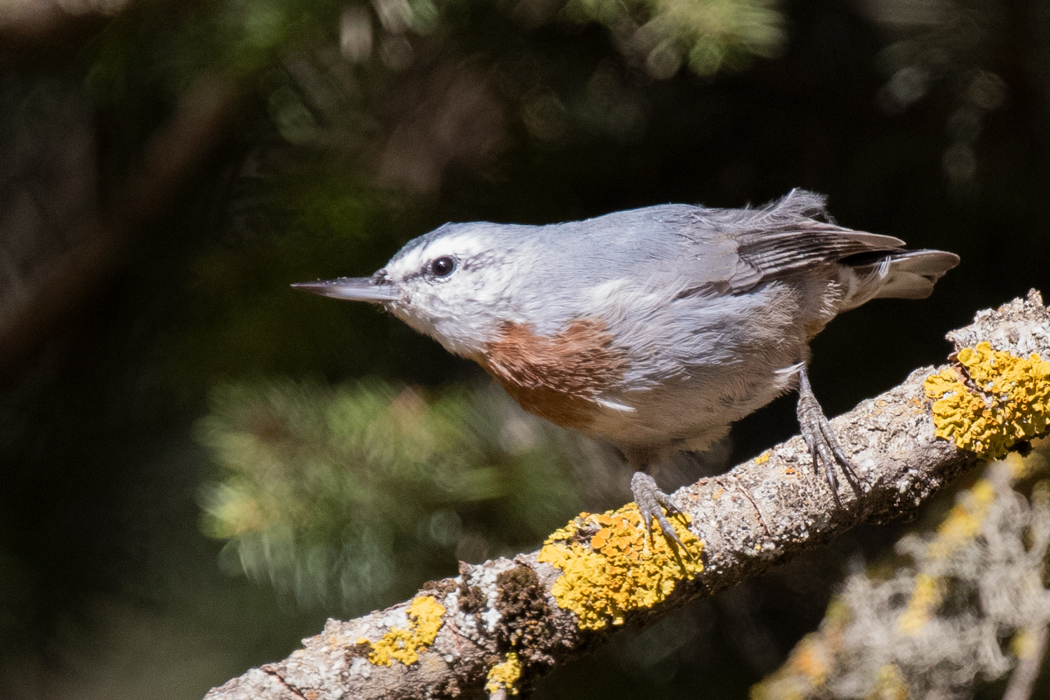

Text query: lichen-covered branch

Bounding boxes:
[753,447,1050,699]
[205,291,1050,700]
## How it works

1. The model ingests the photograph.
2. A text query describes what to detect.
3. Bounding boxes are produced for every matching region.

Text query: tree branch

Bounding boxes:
[1003,623,1048,700]
[204,290,1050,700]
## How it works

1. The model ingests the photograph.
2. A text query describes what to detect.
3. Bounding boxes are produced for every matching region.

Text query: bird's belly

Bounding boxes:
[479,281,813,450]
[579,280,814,450]
[583,367,797,451]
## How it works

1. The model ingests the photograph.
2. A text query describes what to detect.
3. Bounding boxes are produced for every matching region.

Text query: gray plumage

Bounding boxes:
[294,189,959,540]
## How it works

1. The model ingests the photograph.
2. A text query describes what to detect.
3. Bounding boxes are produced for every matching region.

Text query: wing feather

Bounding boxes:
[675,189,907,294]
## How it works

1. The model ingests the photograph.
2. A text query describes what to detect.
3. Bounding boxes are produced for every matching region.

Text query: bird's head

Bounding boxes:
[294,222,529,358]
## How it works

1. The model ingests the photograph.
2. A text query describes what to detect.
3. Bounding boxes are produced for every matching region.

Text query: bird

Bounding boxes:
[293,190,959,547]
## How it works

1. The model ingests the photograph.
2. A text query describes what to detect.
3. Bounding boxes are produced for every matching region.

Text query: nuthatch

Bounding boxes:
[294,190,959,547]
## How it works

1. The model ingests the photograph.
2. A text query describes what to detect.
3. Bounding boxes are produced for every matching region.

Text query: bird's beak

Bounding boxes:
[291,277,399,303]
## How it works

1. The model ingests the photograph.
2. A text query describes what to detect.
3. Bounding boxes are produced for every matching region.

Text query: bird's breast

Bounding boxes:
[478,319,628,430]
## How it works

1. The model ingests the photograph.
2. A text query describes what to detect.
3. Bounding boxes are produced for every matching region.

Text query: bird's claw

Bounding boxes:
[630,471,688,551]
[796,366,857,506]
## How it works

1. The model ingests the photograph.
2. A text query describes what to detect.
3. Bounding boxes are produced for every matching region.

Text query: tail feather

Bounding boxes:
[874,249,960,299]
[851,249,960,301]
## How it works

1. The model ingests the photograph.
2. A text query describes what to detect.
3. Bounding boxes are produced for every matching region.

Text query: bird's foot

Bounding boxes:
[796,366,856,506]
[630,471,687,551]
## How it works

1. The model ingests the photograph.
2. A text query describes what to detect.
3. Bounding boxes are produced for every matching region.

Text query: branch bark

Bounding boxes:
[205,290,1050,700]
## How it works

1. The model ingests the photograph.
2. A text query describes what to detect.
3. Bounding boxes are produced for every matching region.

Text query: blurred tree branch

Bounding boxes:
[204,291,1050,700]
[755,446,1050,699]
[0,0,133,64]
[1004,624,1049,700]
[0,74,238,378]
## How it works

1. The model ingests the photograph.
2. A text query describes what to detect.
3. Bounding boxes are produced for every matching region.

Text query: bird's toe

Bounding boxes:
[630,471,688,551]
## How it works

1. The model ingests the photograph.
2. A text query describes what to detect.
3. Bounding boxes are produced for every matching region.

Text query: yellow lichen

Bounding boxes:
[537,504,703,630]
[753,447,1050,699]
[755,451,771,465]
[750,633,830,699]
[790,635,829,686]
[924,342,1050,459]
[897,573,941,634]
[926,478,995,560]
[357,595,445,666]
[868,664,910,700]
[1012,626,1042,660]
[1005,447,1044,480]
[899,454,1032,634]
[485,652,523,696]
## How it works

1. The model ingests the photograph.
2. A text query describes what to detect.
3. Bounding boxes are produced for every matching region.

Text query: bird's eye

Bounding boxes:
[430,256,455,277]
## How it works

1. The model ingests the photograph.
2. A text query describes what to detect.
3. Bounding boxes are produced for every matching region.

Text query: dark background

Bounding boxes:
[1,0,1049,697]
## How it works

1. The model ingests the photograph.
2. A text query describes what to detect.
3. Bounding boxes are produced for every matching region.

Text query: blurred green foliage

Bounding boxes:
[198,380,617,611]
[567,0,784,77]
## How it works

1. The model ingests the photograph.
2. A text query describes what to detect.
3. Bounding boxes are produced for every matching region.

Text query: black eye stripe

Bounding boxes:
[429,256,455,277]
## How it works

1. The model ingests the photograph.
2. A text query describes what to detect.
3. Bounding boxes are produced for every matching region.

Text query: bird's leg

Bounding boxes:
[795,364,856,506]
[630,471,687,550]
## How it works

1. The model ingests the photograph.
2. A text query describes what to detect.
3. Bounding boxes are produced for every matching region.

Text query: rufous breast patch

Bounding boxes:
[479,319,627,429]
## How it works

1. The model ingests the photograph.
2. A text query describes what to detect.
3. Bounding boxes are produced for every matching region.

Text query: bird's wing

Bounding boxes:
[672,190,905,295]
